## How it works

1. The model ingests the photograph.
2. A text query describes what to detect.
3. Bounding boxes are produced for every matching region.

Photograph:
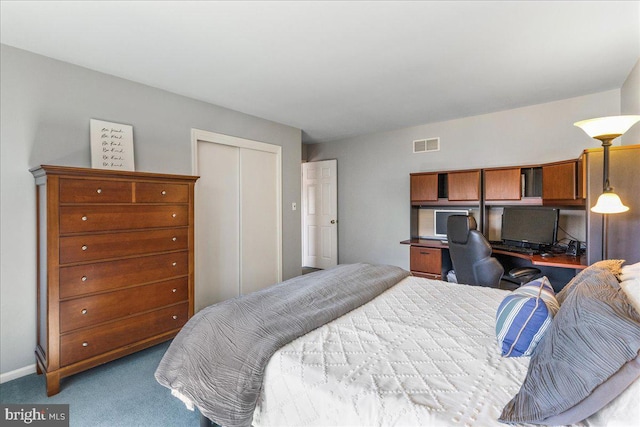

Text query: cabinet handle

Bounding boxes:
[82,342,88,347]
[81,245,88,251]
[81,309,87,315]
[172,237,177,242]
[420,251,431,255]
[172,262,177,267]
[172,288,177,293]
[172,315,178,320]
[161,190,167,195]
[81,216,88,221]
[81,276,87,282]
[172,213,177,218]
[96,188,102,194]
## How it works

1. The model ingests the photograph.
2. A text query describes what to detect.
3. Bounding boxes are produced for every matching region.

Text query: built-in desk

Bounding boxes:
[401,238,587,289]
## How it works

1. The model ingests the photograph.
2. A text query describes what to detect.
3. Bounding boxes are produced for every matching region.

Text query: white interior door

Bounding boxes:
[193,130,282,311]
[302,159,338,269]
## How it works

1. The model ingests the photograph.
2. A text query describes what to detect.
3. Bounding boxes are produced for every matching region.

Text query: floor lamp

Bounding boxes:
[574,115,640,260]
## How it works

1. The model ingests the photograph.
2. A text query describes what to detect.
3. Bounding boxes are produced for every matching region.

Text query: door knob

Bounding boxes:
[331,220,337,224]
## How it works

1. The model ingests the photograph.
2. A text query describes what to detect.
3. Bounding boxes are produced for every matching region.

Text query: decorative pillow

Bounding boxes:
[556,259,624,305]
[495,276,559,357]
[499,265,640,425]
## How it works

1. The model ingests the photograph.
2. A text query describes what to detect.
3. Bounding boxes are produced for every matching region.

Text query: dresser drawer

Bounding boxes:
[410,246,442,275]
[59,252,188,298]
[135,182,189,203]
[60,205,188,233]
[60,228,188,264]
[60,179,132,203]
[60,302,188,366]
[60,278,188,333]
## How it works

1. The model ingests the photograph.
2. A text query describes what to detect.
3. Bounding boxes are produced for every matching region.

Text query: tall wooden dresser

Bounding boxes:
[31,165,198,396]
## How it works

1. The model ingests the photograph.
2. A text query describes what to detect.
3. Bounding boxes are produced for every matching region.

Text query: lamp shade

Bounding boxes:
[574,115,640,140]
[591,191,630,214]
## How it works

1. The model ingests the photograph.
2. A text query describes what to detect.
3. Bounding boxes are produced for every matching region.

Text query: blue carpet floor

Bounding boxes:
[0,341,200,426]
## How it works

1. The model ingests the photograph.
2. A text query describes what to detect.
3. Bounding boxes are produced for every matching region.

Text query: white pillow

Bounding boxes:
[585,371,640,427]
[620,261,640,282]
[621,278,640,315]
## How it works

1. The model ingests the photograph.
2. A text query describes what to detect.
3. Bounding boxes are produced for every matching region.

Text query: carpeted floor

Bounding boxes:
[0,341,200,426]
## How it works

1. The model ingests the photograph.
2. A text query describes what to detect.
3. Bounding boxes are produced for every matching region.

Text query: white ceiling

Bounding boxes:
[1,1,639,143]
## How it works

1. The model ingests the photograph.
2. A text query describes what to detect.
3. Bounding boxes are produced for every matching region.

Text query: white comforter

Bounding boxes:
[253,276,530,426]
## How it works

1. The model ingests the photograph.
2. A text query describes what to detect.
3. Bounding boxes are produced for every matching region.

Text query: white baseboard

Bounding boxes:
[0,364,36,384]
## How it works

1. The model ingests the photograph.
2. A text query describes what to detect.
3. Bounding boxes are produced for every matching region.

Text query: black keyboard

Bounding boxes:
[491,243,536,255]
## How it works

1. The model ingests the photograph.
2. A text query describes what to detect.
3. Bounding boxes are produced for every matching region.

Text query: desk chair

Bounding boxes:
[447,215,505,288]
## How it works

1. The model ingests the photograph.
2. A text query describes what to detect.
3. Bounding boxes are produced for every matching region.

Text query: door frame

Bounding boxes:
[191,129,283,300]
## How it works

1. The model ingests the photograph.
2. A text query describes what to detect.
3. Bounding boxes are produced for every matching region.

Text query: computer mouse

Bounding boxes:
[540,252,555,258]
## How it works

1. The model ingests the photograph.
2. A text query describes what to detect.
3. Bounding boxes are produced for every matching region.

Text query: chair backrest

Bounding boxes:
[447,215,504,287]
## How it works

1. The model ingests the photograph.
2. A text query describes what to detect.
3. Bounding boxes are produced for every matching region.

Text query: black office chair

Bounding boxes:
[447,215,505,288]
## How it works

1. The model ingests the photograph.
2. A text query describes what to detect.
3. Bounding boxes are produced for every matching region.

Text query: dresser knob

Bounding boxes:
[96,188,102,194]
[82,342,88,347]
[81,276,87,282]
[81,216,87,221]
[161,190,167,195]
[172,288,177,293]
[172,237,177,242]
[172,315,178,320]
[172,213,177,218]
[81,245,88,251]
[172,262,177,267]
[81,309,87,315]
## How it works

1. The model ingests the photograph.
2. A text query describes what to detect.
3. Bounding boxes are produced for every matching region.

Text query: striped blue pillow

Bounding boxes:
[496,276,559,357]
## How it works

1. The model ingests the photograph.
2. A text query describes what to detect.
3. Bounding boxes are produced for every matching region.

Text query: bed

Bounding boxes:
[156,262,640,427]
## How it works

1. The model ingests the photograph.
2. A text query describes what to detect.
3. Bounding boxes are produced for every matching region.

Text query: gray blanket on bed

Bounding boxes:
[155,263,409,427]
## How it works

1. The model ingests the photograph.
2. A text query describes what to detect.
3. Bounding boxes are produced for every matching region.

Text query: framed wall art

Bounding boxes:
[90,119,135,171]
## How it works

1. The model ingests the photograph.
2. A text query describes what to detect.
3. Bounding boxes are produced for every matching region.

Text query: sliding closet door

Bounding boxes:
[240,148,279,295]
[193,130,282,312]
[195,141,240,310]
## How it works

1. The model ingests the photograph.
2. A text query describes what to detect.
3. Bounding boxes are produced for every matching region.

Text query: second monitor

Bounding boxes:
[501,207,559,249]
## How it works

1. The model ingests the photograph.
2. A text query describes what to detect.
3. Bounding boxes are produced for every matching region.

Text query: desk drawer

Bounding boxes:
[59,252,188,298]
[135,182,189,203]
[410,246,442,275]
[60,228,188,264]
[60,278,188,333]
[59,179,132,204]
[60,205,188,234]
[60,302,188,366]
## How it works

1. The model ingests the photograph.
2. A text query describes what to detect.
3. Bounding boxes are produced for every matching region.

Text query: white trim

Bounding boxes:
[1,364,36,384]
[191,129,283,292]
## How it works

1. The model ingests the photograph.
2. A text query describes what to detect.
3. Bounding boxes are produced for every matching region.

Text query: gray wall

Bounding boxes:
[306,90,623,270]
[0,45,302,376]
[622,58,640,144]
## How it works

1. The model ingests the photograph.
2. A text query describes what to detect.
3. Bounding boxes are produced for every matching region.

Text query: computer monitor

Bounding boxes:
[434,210,469,238]
[501,207,559,248]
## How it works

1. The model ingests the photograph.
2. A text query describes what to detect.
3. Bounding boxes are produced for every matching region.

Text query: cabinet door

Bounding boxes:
[410,174,438,202]
[410,246,442,275]
[543,162,577,200]
[447,170,480,201]
[484,168,521,200]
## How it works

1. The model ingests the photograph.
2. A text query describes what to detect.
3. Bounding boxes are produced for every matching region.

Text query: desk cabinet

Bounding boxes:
[410,246,442,279]
[411,170,480,205]
[410,173,438,203]
[31,165,198,396]
[542,160,584,204]
[484,168,522,201]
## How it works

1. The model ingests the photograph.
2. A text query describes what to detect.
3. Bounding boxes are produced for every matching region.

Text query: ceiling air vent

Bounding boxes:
[413,137,440,153]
